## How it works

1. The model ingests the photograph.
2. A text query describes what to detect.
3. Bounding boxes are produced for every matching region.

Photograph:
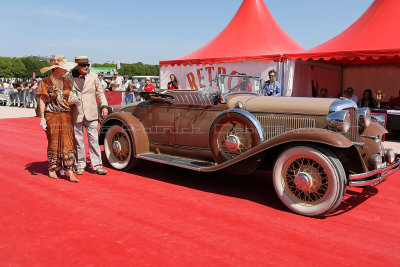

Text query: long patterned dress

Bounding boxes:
[36,76,76,171]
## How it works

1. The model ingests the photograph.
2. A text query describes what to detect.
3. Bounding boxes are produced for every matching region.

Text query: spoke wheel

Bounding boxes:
[273,146,346,217]
[104,125,138,171]
[210,113,262,163]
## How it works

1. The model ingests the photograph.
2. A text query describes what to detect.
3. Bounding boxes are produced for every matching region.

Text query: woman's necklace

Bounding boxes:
[50,74,64,93]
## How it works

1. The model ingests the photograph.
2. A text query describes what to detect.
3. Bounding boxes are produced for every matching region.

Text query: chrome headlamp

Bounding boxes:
[386,149,395,164]
[326,110,351,133]
[358,107,371,128]
[368,154,383,169]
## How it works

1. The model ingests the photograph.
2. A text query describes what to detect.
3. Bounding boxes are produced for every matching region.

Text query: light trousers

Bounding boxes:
[73,117,102,170]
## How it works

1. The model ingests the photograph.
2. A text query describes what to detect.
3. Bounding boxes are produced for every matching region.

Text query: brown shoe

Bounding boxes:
[68,171,79,183]
[76,168,85,175]
[49,171,58,179]
[95,167,108,175]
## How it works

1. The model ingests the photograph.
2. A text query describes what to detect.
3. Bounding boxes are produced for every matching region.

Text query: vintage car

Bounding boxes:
[99,74,399,217]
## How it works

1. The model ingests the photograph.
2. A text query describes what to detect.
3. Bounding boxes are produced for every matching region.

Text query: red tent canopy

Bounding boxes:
[160,0,303,67]
[287,0,400,65]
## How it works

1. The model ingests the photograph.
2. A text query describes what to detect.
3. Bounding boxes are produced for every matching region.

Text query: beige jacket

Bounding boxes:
[68,71,108,123]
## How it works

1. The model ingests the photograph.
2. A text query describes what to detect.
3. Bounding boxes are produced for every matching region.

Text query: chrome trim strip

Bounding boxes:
[360,134,379,141]
[348,160,399,187]
[329,98,357,113]
[352,142,365,147]
[212,109,265,143]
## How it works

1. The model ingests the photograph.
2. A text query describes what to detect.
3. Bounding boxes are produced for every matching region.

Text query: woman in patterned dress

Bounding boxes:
[37,55,79,182]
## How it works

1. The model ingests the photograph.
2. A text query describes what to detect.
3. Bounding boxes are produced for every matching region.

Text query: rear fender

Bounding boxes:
[100,112,149,155]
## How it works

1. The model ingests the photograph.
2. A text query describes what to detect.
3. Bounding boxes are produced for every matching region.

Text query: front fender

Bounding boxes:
[358,121,388,169]
[100,112,149,155]
[200,128,361,172]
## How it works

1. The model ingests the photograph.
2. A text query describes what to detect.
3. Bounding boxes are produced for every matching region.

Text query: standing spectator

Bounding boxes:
[68,56,109,175]
[132,79,141,101]
[98,74,107,90]
[123,81,139,105]
[22,82,29,107]
[16,80,25,107]
[133,79,141,90]
[8,81,19,106]
[29,79,38,108]
[0,81,6,106]
[263,69,281,96]
[109,71,122,91]
[37,55,78,182]
[105,78,111,90]
[143,77,155,92]
[344,87,358,103]
[122,75,131,91]
[358,89,376,108]
[168,74,179,89]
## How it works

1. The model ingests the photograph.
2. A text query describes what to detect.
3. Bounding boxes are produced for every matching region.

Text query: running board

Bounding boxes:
[136,153,215,171]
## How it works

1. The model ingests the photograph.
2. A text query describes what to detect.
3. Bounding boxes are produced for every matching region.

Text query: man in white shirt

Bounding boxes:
[98,74,107,90]
[122,75,131,91]
[109,71,123,91]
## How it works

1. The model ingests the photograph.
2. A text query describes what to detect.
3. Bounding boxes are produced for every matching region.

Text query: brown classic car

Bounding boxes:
[99,74,399,217]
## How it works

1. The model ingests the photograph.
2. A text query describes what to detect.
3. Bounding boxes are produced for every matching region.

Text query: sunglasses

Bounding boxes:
[78,64,90,67]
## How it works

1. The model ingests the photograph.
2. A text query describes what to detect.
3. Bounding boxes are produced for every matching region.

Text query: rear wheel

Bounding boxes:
[104,125,138,171]
[273,145,346,217]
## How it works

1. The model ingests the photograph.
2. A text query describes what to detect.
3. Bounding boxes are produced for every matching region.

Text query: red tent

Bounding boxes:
[160,0,303,67]
[286,0,400,65]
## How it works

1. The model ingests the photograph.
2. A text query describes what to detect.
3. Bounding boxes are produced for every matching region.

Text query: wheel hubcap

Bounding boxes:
[111,132,129,161]
[294,172,312,191]
[284,157,329,204]
[224,135,240,152]
[112,141,122,156]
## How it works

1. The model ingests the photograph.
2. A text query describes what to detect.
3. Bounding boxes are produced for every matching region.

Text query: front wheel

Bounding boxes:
[209,113,262,163]
[104,125,138,171]
[273,145,346,217]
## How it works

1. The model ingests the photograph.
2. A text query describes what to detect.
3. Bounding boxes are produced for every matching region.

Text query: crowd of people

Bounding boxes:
[0,78,39,107]
[317,86,400,110]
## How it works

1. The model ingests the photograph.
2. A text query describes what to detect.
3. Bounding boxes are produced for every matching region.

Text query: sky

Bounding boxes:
[0,0,374,65]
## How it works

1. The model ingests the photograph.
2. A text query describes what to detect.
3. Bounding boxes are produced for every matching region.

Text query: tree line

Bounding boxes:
[91,62,159,77]
[0,57,160,79]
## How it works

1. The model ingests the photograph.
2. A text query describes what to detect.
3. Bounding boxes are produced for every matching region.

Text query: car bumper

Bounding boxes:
[348,155,400,187]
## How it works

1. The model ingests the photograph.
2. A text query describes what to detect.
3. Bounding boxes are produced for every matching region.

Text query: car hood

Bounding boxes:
[227,95,338,115]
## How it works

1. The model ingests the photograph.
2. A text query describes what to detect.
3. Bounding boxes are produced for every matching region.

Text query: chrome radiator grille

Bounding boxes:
[255,114,316,140]
[342,108,358,142]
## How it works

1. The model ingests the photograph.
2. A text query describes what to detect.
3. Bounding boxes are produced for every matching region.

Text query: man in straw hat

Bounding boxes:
[68,56,108,175]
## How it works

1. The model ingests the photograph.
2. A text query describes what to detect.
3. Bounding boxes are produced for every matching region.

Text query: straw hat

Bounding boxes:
[40,55,77,74]
[75,55,90,64]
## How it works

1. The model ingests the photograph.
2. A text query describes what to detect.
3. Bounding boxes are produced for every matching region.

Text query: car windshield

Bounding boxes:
[217,74,261,96]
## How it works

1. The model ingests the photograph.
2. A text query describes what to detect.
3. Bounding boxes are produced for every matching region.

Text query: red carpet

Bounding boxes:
[0,117,399,266]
